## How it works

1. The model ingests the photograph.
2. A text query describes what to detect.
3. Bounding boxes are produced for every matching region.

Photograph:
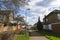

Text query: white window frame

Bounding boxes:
[57,14,60,19]
[43,25,46,29]
[48,24,52,30]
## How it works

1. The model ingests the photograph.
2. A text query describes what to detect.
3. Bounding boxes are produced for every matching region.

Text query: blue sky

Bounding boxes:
[19,0,60,25]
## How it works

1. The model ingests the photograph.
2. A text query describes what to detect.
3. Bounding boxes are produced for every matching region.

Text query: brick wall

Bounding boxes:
[52,24,60,33]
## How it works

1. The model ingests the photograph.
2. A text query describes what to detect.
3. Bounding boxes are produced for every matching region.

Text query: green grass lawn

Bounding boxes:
[15,33,29,40]
[39,30,60,40]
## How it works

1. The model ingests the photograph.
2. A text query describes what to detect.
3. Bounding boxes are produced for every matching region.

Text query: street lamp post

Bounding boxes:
[25,8,30,34]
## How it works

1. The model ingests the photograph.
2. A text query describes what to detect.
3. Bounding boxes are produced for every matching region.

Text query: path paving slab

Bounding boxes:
[29,31,49,40]
[30,36,49,40]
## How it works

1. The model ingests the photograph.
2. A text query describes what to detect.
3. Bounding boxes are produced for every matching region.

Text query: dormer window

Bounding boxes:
[57,14,60,19]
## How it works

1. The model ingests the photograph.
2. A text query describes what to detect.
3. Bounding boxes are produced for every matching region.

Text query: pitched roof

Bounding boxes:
[44,10,60,19]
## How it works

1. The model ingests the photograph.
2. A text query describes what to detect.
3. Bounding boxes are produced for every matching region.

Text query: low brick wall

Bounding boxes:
[0,26,13,32]
[0,25,21,33]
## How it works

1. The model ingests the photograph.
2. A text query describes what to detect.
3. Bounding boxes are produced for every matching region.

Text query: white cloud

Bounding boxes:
[50,0,60,7]
[28,0,43,5]
[26,16,38,25]
[24,0,60,25]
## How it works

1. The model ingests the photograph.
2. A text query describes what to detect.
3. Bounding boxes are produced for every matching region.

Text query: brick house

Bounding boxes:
[0,10,14,24]
[43,10,60,33]
[0,10,14,32]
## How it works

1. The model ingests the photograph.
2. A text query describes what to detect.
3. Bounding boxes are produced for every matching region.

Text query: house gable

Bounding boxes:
[43,10,60,24]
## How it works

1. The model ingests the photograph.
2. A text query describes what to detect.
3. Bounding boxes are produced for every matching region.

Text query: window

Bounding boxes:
[57,14,60,19]
[43,25,46,29]
[43,25,48,30]
[48,24,52,30]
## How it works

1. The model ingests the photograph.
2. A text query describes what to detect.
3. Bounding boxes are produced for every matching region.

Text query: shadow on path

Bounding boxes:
[29,31,49,40]
[29,31,43,36]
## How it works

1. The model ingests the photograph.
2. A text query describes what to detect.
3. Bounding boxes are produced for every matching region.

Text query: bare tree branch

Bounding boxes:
[0,0,28,11]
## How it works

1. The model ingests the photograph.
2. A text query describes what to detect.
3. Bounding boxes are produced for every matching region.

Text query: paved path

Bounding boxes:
[29,31,49,40]
[30,36,49,40]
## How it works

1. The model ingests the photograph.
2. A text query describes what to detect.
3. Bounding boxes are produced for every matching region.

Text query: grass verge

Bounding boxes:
[14,32,29,40]
[39,30,60,40]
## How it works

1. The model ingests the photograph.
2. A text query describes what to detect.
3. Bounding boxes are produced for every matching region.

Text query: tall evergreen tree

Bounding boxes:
[37,17,43,31]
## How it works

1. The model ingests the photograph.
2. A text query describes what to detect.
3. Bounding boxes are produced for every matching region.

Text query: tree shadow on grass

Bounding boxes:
[39,30,60,39]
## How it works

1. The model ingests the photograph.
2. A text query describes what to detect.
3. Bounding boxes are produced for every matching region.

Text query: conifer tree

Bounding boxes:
[37,17,43,31]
